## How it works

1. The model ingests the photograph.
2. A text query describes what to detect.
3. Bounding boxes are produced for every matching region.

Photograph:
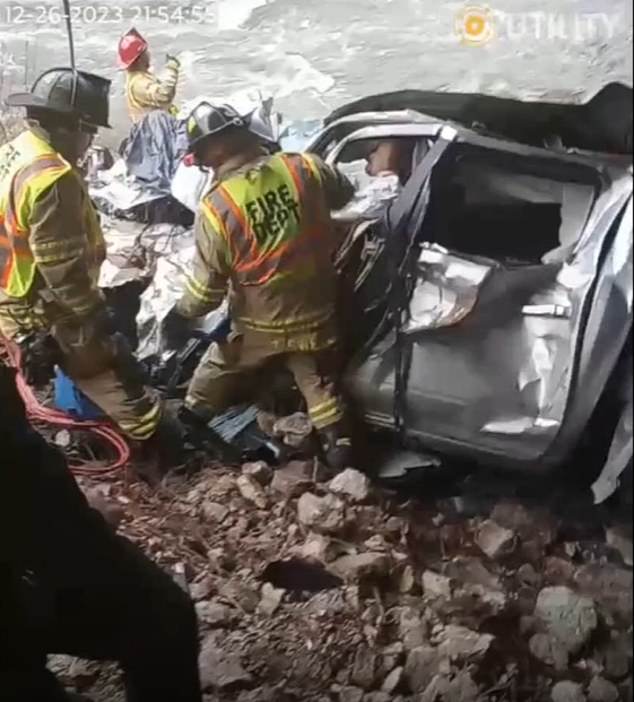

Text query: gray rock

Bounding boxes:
[529,633,570,671]
[398,607,428,650]
[297,493,346,534]
[351,645,378,690]
[308,590,347,617]
[273,412,313,443]
[330,553,390,583]
[602,634,632,679]
[364,694,392,702]
[492,500,557,547]
[237,686,277,702]
[271,461,315,498]
[329,468,372,503]
[381,666,403,694]
[207,475,237,499]
[199,636,252,691]
[242,461,274,487]
[236,475,268,509]
[605,526,633,567]
[545,557,576,585]
[422,570,453,599]
[535,587,598,656]
[405,646,446,694]
[574,564,633,622]
[420,675,451,702]
[445,670,480,702]
[258,583,284,617]
[551,681,586,702]
[518,563,543,589]
[476,519,516,559]
[196,601,234,628]
[444,556,503,591]
[339,687,364,702]
[297,533,338,564]
[382,642,405,673]
[190,576,215,602]
[588,676,620,702]
[201,501,230,524]
[437,625,494,661]
[399,565,416,594]
[218,581,260,613]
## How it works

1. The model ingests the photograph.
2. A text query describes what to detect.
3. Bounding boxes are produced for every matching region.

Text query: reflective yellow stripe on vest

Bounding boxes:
[0,131,73,298]
[201,153,328,288]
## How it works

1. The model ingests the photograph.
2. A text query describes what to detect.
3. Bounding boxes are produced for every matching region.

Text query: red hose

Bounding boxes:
[2,340,131,476]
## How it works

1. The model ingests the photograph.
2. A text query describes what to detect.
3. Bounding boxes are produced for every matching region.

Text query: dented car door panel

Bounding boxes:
[348,132,633,472]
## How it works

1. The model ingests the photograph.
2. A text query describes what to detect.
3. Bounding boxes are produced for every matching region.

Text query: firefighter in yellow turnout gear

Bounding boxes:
[168,103,356,472]
[118,29,180,124]
[0,68,181,476]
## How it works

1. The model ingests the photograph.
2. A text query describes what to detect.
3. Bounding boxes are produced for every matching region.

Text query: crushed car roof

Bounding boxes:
[325,83,633,156]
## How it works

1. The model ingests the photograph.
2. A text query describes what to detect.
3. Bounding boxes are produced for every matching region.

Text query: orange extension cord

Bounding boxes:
[2,340,131,476]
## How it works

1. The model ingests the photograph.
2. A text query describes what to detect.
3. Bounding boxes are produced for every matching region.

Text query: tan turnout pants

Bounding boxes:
[53,322,162,441]
[186,332,345,431]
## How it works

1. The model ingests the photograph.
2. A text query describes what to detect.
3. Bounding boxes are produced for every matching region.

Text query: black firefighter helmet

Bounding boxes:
[6,67,112,130]
[185,102,248,156]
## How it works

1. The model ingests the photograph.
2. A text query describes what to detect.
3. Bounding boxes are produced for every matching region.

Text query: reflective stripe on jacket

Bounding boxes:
[197,152,341,344]
[0,130,105,301]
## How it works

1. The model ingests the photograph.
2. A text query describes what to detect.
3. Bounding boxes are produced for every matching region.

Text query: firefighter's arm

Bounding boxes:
[29,173,105,320]
[303,154,356,210]
[176,211,229,319]
[132,59,180,110]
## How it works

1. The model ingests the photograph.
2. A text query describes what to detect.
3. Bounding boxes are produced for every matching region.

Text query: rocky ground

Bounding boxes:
[48,416,633,702]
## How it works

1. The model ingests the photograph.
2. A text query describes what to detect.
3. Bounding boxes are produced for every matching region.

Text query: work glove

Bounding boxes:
[17,332,62,389]
[166,53,181,69]
[163,309,190,350]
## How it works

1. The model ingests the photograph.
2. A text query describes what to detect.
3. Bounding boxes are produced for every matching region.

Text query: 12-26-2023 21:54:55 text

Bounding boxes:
[1,4,214,26]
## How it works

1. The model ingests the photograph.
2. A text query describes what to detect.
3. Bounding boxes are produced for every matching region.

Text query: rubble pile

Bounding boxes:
[50,449,633,702]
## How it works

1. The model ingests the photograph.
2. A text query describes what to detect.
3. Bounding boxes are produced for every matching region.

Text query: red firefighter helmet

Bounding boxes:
[117,29,148,69]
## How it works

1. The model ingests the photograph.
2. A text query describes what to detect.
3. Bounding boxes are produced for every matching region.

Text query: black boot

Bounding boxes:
[178,406,243,465]
[129,409,187,486]
[319,423,354,475]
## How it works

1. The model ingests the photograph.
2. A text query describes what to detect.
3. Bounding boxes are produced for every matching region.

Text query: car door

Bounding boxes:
[348,135,633,470]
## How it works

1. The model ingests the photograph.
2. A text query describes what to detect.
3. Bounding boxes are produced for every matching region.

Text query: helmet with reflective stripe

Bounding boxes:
[118,28,149,69]
[6,67,111,129]
[186,102,247,156]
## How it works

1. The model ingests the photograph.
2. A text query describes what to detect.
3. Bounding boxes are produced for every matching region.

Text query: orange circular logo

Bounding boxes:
[455,5,495,46]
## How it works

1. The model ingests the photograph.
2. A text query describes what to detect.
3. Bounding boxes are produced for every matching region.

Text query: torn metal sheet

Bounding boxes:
[404,244,492,333]
[135,229,228,361]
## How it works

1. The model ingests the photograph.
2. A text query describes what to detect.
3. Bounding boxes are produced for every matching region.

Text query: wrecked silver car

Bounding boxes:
[309,86,633,504]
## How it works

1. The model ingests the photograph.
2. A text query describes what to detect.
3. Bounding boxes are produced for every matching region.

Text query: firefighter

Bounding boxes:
[0,68,180,477]
[118,28,180,124]
[166,102,357,473]
[0,365,202,702]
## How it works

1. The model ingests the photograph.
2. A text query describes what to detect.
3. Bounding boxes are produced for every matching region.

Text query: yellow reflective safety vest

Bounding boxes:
[0,130,103,300]
[200,152,341,345]
[202,153,332,288]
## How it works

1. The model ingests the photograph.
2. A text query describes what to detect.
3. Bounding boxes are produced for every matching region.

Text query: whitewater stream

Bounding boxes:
[1,0,632,146]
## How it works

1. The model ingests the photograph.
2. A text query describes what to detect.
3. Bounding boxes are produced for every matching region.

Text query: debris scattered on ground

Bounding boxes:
[66,463,633,702]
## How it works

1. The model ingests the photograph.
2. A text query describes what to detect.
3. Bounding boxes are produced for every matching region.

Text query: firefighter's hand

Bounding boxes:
[18,333,62,389]
[166,53,181,69]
